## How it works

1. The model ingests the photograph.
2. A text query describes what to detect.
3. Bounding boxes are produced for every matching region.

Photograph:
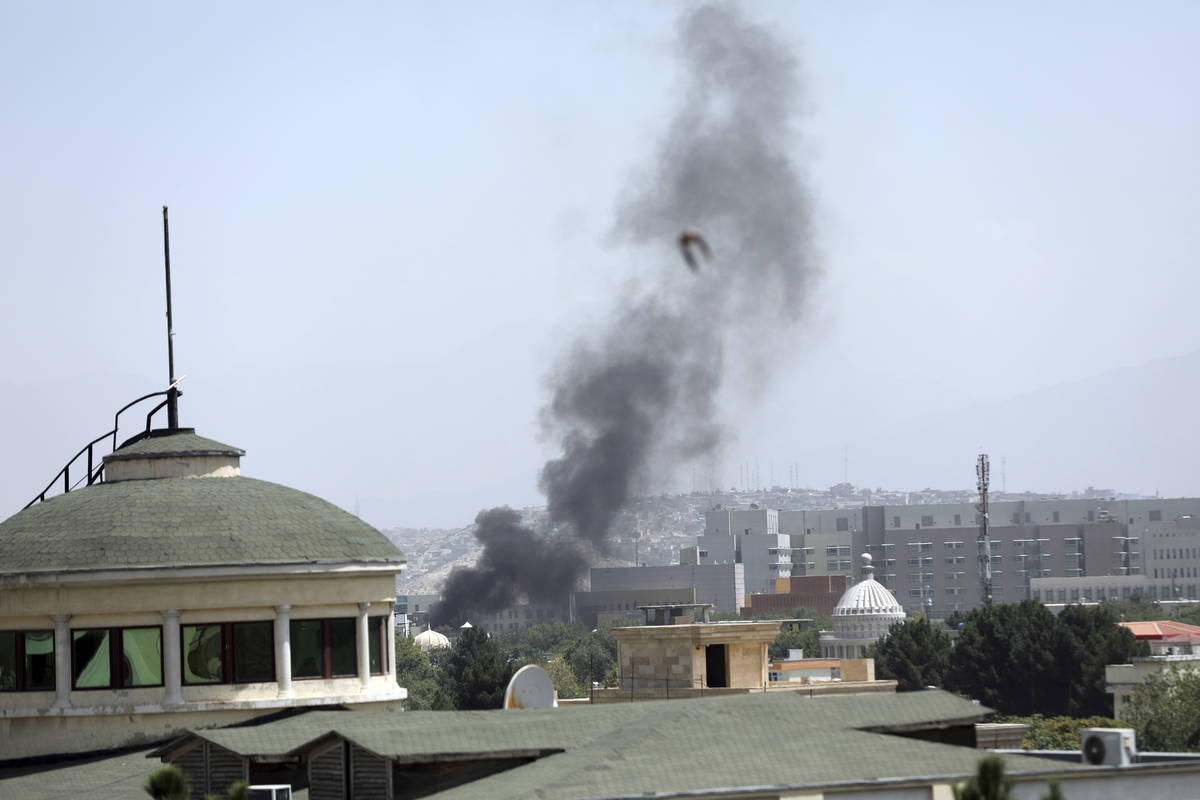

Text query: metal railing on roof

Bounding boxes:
[23,386,178,509]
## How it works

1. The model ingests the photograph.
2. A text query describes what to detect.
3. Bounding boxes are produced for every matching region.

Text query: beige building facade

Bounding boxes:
[613,619,778,691]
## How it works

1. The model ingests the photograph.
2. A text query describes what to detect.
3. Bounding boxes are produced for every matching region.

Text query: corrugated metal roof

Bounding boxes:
[1120,620,1200,642]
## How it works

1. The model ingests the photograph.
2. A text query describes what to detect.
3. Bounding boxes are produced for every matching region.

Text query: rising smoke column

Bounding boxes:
[433,3,819,626]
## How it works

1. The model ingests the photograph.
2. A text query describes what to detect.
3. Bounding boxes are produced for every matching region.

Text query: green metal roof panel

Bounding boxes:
[0,749,160,800]
[150,691,1086,800]
[0,476,404,573]
[421,694,1080,800]
[104,430,245,461]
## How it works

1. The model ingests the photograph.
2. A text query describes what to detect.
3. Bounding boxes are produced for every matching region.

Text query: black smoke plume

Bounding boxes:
[432,3,819,627]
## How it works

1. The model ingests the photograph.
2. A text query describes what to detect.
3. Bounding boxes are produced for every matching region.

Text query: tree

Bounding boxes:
[1100,597,1165,623]
[795,615,832,658]
[952,755,1012,800]
[544,655,585,699]
[768,628,808,661]
[1052,604,1146,716]
[1120,663,1200,751]
[993,714,1120,750]
[496,622,589,664]
[204,782,250,800]
[948,601,1149,717]
[1176,605,1200,627]
[764,610,832,661]
[564,627,617,686]
[868,617,951,691]
[947,601,1060,715]
[952,756,1061,800]
[394,634,452,710]
[144,765,189,800]
[439,627,514,710]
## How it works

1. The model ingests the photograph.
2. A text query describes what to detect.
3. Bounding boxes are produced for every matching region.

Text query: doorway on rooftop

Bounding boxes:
[705,644,727,688]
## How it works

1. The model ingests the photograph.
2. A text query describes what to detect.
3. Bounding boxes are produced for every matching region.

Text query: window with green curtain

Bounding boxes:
[73,630,110,688]
[368,618,383,675]
[290,620,323,679]
[329,619,356,677]
[120,628,162,687]
[23,631,54,690]
[0,632,15,690]
[183,625,223,684]
[232,622,273,683]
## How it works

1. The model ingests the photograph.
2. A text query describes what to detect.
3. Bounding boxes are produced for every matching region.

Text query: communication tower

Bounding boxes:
[977,453,992,606]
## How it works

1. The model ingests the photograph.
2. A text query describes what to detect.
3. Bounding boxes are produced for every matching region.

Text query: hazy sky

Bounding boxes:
[3,2,1198,529]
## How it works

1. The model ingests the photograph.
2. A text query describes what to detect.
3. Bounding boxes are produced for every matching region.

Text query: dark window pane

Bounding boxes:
[368,618,382,675]
[330,619,356,677]
[24,631,54,690]
[0,632,15,690]
[291,620,323,679]
[233,622,273,683]
[121,628,162,687]
[183,625,224,684]
[73,630,111,688]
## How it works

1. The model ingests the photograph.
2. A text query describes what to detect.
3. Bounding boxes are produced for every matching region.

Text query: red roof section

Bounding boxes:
[1119,620,1200,642]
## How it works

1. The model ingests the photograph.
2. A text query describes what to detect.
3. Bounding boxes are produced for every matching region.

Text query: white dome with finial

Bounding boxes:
[832,553,906,617]
[819,553,907,660]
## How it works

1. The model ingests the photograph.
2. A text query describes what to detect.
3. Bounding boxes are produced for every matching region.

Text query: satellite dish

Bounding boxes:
[502,664,557,710]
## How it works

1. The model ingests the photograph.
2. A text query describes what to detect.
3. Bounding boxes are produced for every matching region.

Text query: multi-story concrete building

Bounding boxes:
[572,587,696,629]
[756,498,1200,616]
[696,508,791,594]
[474,601,571,634]
[588,564,745,614]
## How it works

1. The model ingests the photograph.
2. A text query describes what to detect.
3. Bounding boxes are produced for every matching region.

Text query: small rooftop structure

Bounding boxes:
[612,615,778,692]
[1120,620,1200,655]
[636,602,713,625]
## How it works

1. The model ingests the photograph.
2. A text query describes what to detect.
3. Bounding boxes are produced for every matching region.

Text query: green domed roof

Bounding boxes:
[0,476,404,574]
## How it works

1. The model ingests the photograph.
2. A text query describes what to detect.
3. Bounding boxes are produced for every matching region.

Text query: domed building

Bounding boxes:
[819,554,906,659]
[0,422,408,760]
[414,627,451,652]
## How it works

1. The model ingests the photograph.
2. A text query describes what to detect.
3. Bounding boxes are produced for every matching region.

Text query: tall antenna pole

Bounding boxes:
[977,453,992,606]
[163,206,179,429]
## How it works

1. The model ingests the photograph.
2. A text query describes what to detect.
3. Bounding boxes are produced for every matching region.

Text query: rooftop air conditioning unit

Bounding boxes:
[247,786,292,800]
[1081,728,1137,766]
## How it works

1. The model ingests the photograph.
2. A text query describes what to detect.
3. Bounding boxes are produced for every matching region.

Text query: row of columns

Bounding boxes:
[46,602,393,710]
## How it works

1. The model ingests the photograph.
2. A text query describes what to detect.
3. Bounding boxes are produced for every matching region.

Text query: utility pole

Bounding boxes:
[977,453,992,606]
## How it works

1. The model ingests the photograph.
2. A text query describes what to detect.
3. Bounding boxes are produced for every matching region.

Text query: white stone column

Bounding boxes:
[52,614,71,709]
[274,605,293,698]
[357,602,371,689]
[162,610,184,705]
[386,609,397,685]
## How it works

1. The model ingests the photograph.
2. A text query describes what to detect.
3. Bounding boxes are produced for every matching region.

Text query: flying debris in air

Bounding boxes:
[678,228,712,272]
